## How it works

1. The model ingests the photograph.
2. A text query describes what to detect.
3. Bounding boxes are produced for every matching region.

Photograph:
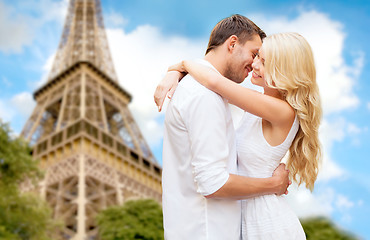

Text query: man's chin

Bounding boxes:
[224,71,245,83]
[232,79,244,84]
[237,75,248,83]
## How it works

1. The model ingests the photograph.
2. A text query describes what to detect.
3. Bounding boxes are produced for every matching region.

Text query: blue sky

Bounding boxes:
[0,0,369,238]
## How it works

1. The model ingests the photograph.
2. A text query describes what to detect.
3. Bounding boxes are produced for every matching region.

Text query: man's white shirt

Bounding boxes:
[162,59,241,240]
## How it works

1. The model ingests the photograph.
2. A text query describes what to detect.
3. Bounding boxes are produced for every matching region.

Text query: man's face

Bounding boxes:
[224,34,262,83]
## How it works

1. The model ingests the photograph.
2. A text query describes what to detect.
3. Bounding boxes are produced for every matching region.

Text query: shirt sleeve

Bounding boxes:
[182,90,230,196]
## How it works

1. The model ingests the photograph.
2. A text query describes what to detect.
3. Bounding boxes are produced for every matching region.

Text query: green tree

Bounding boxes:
[0,120,60,240]
[97,199,164,240]
[301,217,359,240]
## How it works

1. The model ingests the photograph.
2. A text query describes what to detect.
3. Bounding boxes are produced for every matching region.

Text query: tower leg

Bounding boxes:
[74,153,86,240]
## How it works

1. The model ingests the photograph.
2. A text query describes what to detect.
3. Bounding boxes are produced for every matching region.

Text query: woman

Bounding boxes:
[155,32,322,239]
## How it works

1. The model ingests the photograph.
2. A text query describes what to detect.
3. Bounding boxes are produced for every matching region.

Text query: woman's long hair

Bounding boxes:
[262,32,322,191]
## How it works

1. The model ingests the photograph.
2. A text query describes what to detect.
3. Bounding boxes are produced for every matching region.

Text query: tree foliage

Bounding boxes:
[0,120,60,240]
[0,122,41,185]
[96,199,164,240]
[301,217,359,240]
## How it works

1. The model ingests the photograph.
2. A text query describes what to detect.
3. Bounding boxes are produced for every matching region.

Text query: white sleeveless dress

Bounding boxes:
[236,111,306,240]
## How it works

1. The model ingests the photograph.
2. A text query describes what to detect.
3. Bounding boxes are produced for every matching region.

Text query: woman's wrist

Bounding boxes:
[166,70,187,82]
[168,61,187,73]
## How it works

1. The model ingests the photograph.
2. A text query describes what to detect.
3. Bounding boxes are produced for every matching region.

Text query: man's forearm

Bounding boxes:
[205,174,280,200]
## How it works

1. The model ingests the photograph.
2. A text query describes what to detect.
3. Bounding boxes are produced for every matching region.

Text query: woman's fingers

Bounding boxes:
[154,86,166,112]
[154,71,181,111]
[168,84,178,100]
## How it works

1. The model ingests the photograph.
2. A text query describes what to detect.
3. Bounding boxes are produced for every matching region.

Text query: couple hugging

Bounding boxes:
[154,14,322,240]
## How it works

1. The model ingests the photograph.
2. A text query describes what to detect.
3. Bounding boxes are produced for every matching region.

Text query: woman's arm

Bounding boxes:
[170,60,294,125]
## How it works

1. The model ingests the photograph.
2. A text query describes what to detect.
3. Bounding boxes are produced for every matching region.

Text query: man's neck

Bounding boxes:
[204,51,227,76]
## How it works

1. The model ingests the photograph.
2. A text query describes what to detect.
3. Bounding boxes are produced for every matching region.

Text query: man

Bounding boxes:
[155,15,290,240]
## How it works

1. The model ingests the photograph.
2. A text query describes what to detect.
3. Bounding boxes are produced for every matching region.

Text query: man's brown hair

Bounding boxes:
[205,14,266,55]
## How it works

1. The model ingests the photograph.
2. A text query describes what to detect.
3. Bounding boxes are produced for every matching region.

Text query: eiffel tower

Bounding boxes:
[21,0,162,239]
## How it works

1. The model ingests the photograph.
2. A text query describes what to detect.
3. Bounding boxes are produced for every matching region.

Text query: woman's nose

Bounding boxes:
[252,59,258,70]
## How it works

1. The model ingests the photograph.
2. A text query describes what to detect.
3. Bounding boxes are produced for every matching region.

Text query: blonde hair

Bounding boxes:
[262,32,322,191]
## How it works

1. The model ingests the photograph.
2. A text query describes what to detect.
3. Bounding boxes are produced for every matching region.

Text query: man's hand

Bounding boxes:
[154,71,182,112]
[272,163,291,196]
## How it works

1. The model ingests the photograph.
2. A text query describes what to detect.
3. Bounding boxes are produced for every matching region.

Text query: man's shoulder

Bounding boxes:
[168,77,227,120]
[177,58,222,98]
[176,75,221,100]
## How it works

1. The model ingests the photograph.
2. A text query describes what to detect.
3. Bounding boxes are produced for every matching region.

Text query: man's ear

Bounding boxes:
[227,35,238,52]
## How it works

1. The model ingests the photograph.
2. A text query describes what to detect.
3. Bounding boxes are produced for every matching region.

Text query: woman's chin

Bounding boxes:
[250,78,264,87]
[250,77,258,85]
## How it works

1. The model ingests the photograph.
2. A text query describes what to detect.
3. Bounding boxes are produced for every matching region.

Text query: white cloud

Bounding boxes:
[11,0,68,26]
[335,194,355,223]
[286,185,358,225]
[0,99,15,122]
[33,53,56,88]
[38,0,68,24]
[367,102,370,111]
[107,25,206,147]
[10,92,36,118]
[105,11,129,28]
[1,76,11,87]
[286,185,334,218]
[0,92,35,131]
[347,123,361,135]
[347,123,364,146]
[0,1,33,53]
[335,194,354,209]
[0,0,68,55]
[317,119,346,181]
[319,154,345,182]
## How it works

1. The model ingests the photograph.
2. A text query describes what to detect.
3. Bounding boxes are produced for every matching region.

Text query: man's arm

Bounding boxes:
[205,163,290,199]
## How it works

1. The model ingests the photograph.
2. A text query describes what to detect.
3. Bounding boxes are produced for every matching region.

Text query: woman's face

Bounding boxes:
[251,47,266,88]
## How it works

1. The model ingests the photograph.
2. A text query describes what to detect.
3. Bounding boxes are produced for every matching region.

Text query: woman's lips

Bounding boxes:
[252,71,261,78]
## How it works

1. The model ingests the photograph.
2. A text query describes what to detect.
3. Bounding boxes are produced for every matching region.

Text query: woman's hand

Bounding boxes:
[154,71,183,112]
